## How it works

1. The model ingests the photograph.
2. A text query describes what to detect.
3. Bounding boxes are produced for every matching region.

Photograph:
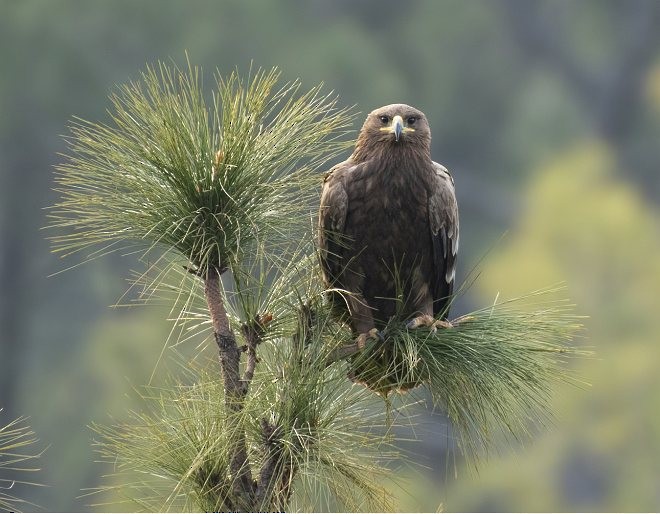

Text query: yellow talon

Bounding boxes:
[356,328,381,349]
[407,315,453,333]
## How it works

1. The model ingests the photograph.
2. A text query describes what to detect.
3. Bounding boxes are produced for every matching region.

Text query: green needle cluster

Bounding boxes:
[0,414,45,512]
[349,287,588,459]
[50,62,353,277]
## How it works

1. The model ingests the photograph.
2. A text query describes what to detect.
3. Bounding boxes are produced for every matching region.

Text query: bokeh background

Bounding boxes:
[2,0,660,511]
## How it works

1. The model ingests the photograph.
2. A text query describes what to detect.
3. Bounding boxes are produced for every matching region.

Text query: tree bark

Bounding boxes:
[203,268,255,510]
[255,419,297,511]
[204,270,303,511]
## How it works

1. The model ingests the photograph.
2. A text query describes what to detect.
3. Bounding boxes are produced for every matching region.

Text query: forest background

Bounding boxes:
[1,0,659,511]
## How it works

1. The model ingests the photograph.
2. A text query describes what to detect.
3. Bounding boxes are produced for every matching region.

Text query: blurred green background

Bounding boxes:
[1,0,659,511]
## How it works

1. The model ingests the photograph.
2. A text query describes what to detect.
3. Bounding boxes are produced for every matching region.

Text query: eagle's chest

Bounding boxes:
[345,169,430,259]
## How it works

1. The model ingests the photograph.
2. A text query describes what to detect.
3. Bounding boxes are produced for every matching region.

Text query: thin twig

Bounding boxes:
[240,313,273,394]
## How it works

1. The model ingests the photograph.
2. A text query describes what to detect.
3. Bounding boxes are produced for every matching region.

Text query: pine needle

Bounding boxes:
[49,61,354,281]
[346,286,589,460]
[0,413,46,512]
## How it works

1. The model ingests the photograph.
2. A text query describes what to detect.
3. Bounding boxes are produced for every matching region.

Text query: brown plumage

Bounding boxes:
[318,104,459,340]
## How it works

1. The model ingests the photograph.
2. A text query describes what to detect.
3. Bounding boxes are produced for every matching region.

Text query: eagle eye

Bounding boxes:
[407,116,417,125]
[379,115,389,124]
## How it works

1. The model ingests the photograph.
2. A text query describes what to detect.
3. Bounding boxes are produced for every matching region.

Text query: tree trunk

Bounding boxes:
[203,268,255,510]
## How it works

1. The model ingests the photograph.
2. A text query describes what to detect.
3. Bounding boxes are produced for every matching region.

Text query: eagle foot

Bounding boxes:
[356,328,384,349]
[406,314,453,333]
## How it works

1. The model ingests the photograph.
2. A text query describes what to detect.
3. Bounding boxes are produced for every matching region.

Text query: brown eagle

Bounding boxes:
[318,104,459,345]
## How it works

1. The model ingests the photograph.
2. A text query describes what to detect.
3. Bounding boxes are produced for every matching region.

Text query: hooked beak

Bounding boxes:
[391,115,404,142]
[379,114,413,142]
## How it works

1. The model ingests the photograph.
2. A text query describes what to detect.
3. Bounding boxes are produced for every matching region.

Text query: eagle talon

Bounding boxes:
[406,314,434,330]
[407,315,453,333]
[430,319,453,333]
[356,328,382,349]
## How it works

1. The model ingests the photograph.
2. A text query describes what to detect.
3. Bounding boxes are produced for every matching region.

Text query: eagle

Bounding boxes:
[318,104,459,346]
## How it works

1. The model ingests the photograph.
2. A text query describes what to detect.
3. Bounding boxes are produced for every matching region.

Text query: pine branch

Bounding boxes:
[253,415,302,511]
[202,268,254,509]
[50,62,358,510]
[240,312,272,393]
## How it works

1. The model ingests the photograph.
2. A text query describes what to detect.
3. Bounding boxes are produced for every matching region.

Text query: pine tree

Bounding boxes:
[49,61,586,511]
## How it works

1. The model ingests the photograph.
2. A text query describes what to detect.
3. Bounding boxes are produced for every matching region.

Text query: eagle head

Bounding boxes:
[362,103,431,145]
[352,104,431,162]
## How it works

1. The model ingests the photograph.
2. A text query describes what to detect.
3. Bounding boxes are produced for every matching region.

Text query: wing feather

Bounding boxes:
[428,162,459,318]
[318,163,350,286]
